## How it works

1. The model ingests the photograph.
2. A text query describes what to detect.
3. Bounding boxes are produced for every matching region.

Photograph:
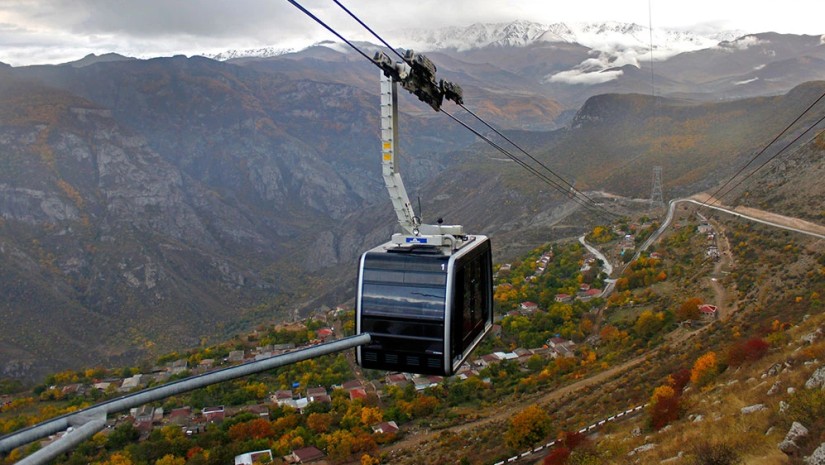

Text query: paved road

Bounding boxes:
[639,197,825,257]
[578,235,616,297]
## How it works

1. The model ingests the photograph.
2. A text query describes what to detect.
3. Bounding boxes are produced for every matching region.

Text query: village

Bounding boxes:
[2,217,733,465]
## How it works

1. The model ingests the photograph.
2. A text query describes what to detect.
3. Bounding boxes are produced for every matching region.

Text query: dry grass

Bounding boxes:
[580,312,825,465]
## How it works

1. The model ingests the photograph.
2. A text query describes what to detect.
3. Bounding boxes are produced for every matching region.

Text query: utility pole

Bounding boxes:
[650,166,664,210]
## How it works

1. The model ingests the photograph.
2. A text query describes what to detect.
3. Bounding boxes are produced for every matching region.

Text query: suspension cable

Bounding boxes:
[322,0,619,219]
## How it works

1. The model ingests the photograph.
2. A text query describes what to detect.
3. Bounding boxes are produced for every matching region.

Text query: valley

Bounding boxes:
[1,14,825,465]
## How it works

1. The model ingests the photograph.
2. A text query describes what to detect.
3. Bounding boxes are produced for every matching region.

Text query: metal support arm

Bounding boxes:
[0,334,372,462]
[380,73,418,234]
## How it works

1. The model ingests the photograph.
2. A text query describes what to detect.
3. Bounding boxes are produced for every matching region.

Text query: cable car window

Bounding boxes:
[360,282,446,320]
[362,269,446,286]
[364,253,447,274]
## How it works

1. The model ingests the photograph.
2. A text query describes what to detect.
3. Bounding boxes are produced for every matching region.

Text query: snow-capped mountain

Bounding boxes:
[208,46,295,61]
[398,20,744,60]
[206,20,744,63]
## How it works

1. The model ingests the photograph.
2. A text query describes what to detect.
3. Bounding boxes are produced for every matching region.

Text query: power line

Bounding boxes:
[456,103,608,210]
[711,113,825,203]
[284,0,374,64]
[332,0,406,62]
[439,107,616,220]
[700,90,825,209]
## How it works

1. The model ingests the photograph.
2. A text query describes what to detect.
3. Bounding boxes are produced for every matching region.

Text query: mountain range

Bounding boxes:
[0,21,824,380]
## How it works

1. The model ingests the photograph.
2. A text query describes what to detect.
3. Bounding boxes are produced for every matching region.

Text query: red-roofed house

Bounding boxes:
[699,304,718,320]
[286,446,325,464]
[372,421,399,434]
[316,328,334,340]
[555,294,572,303]
[342,379,363,391]
[386,373,409,387]
[349,388,368,401]
[169,407,192,426]
[520,301,539,312]
[306,387,327,401]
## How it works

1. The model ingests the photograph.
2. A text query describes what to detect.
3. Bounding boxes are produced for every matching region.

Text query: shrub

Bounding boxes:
[727,337,770,366]
[691,441,741,465]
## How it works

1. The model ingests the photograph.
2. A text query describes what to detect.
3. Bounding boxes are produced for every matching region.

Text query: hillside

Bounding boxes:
[2,147,825,464]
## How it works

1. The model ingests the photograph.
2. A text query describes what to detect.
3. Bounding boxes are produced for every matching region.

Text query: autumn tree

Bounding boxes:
[307,412,333,434]
[676,297,703,321]
[649,385,680,430]
[634,310,666,339]
[360,406,383,426]
[690,352,719,388]
[505,405,552,450]
[228,418,275,441]
[727,337,769,367]
[155,454,186,465]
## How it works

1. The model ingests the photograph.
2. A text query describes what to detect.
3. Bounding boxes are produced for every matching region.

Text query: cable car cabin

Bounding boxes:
[356,235,493,376]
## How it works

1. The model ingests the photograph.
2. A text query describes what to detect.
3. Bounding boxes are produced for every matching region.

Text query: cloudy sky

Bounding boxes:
[1,0,823,66]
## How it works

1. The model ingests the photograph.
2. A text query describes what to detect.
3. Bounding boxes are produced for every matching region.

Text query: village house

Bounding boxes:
[235,450,273,465]
[519,301,539,312]
[168,407,192,426]
[92,381,112,392]
[577,288,603,301]
[168,359,188,374]
[475,353,502,368]
[699,304,719,320]
[555,293,572,303]
[119,374,145,392]
[202,406,225,423]
[316,328,334,341]
[341,379,363,392]
[285,446,325,464]
[547,337,577,358]
[61,383,86,397]
[349,388,368,401]
[272,343,296,353]
[412,375,441,391]
[385,373,410,388]
[372,421,399,434]
[306,387,327,402]
[272,390,294,406]
[244,404,270,419]
[697,223,714,234]
[227,350,245,363]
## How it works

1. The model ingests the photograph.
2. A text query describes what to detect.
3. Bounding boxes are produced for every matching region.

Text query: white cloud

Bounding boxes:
[0,0,823,66]
[715,34,765,52]
[546,68,624,85]
[733,77,759,85]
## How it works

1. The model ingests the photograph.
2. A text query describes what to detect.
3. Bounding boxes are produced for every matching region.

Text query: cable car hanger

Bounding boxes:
[372,50,469,251]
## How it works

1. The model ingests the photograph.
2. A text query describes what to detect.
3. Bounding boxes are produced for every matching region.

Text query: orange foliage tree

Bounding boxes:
[505,405,552,450]
[228,418,275,441]
[690,351,718,387]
